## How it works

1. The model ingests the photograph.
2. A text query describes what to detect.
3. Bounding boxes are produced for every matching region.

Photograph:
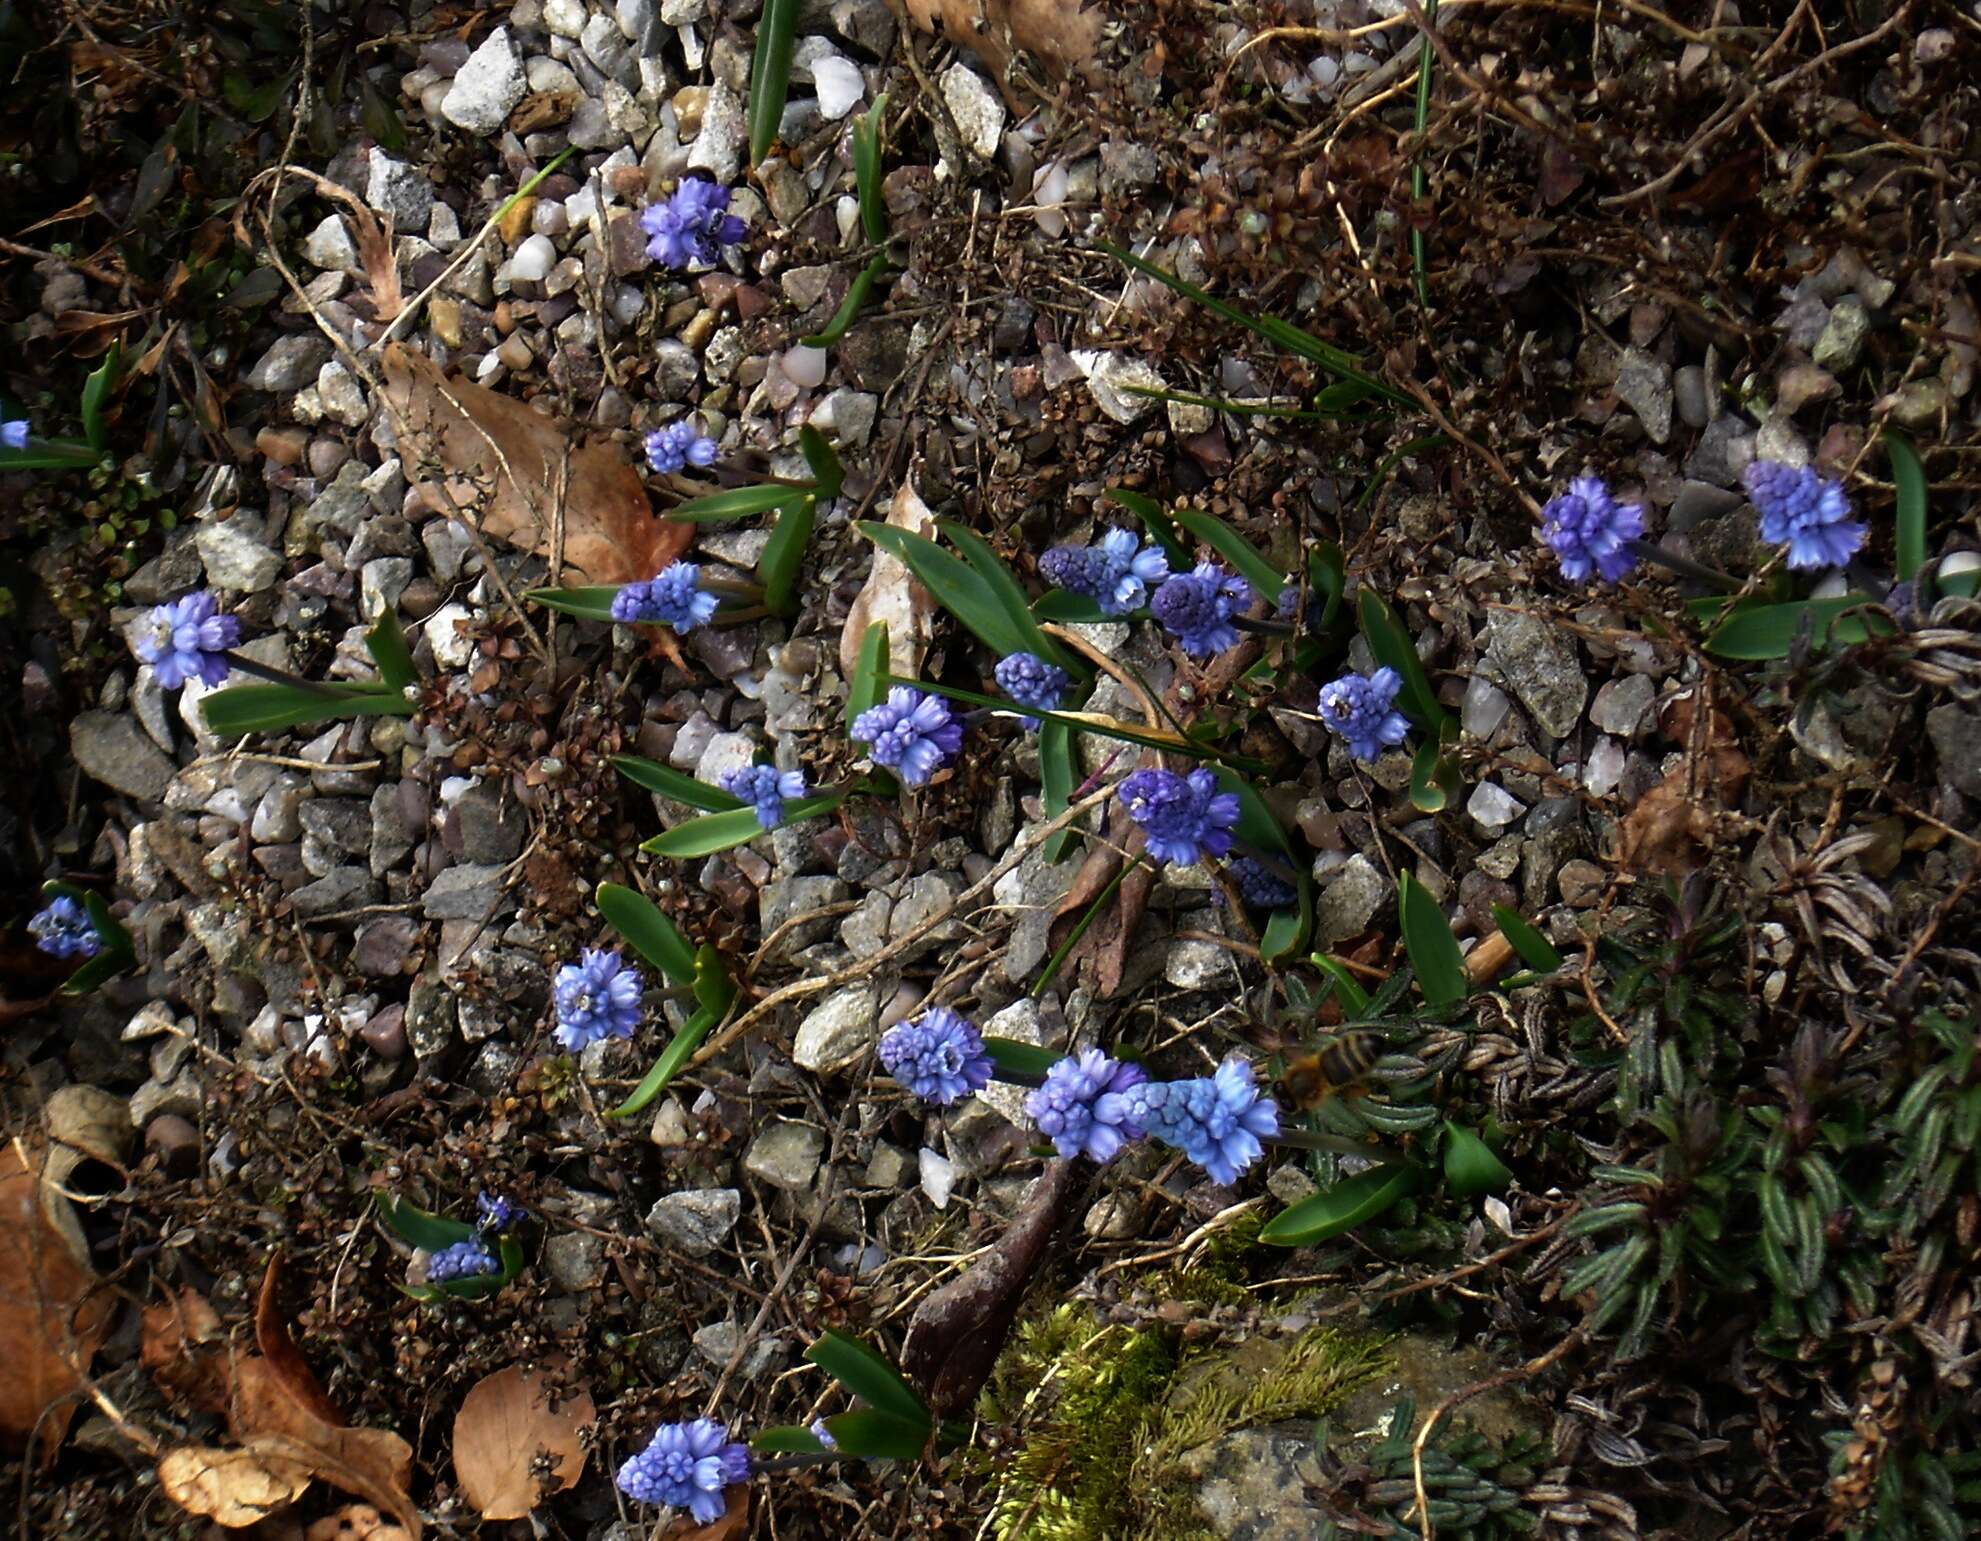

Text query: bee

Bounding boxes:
[1279,1030,1384,1113]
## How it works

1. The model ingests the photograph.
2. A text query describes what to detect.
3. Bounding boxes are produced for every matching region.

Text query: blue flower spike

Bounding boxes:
[1121,1059,1280,1186]
[878,1007,994,1106]
[1039,529,1170,616]
[425,1238,499,1284]
[994,652,1070,725]
[644,420,720,475]
[641,178,748,270]
[29,895,101,960]
[1317,668,1411,762]
[1117,767,1241,867]
[1150,561,1252,658]
[2,418,29,450]
[1540,474,1644,584]
[852,687,964,786]
[1026,1049,1149,1163]
[1227,856,1297,911]
[617,1418,752,1524]
[611,561,721,633]
[720,765,808,830]
[476,1193,522,1234]
[133,590,241,690]
[1743,459,1867,571]
[553,947,645,1052]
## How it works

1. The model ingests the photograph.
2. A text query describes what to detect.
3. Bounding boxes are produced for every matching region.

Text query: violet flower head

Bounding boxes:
[552,947,644,1052]
[1120,1059,1280,1186]
[1228,856,1297,911]
[1025,1049,1150,1163]
[644,420,720,476]
[640,177,747,270]
[425,1239,499,1284]
[476,1193,521,1234]
[1743,460,1867,571]
[1117,767,1241,867]
[1,418,28,450]
[1151,561,1252,658]
[1039,529,1169,616]
[617,1419,752,1523]
[1317,667,1411,761]
[719,764,808,830]
[611,561,720,633]
[28,895,100,960]
[809,1419,838,1450]
[878,1006,994,1107]
[994,652,1070,724]
[1539,474,1644,584]
[853,686,964,786]
[133,590,240,690]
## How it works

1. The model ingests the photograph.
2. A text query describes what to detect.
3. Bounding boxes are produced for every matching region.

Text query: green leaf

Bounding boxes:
[805,1330,930,1427]
[852,92,889,245]
[847,622,890,727]
[379,1194,476,1251]
[1310,955,1372,1019]
[798,425,845,499]
[1489,904,1563,973]
[1313,378,1381,413]
[358,74,408,153]
[1442,1121,1513,1197]
[939,520,1076,674]
[747,0,799,166]
[1170,507,1288,601]
[1399,871,1466,1006]
[1886,429,1927,585]
[595,881,697,984]
[199,681,410,738]
[1259,1164,1420,1245]
[1260,898,1306,966]
[1358,590,1446,730]
[224,66,293,122]
[1037,716,1080,865]
[858,521,1032,658]
[0,438,103,471]
[803,252,890,347]
[364,608,417,692]
[815,1409,930,1461]
[1213,769,1293,858]
[639,794,844,858]
[1702,596,1885,659]
[759,494,816,617]
[610,755,748,812]
[752,1425,832,1455]
[1306,540,1346,635]
[983,1037,1062,1078]
[1032,591,1113,623]
[1407,731,1460,814]
[671,484,810,522]
[607,945,737,1117]
[80,345,121,455]
[525,585,621,622]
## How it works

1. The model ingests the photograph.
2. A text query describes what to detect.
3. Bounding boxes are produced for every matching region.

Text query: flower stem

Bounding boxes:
[223,651,377,699]
[1624,539,1741,592]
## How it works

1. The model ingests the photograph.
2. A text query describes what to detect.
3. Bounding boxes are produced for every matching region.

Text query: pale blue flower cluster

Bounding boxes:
[134,590,241,689]
[611,561,720,632]
[853,687,964,786]
[1117,767,1241,866]
[1540,474,1644,584]
[641,179,747,269]
[1317,667,1411,761]
[617,1418,752,1522]
[476,1192,521,1234]
[1039,529,1170,616]
[720,765,808,829]
[2,418,28,450]
[878,1007,994,1106]
[426,1238,499,1284]
[644,420,719,475]
[1118,1059,1280,1186]
[1743,459,1867,570]
[1151,562,1251,657]
[552,947,644,1051]
[994,652,1069,723]
[29,895,100,960]
[1024,1049,1148,1163]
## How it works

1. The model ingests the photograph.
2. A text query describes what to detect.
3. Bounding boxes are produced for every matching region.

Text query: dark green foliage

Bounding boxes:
[1318,1398,1543,1539]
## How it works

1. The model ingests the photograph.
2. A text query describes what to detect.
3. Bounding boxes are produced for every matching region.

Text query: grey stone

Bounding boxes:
[939,63,1004,159]
[645,1188,741,1254]
[126,528,205,605]
[1485,610,1587,739]
[1460,675,1510,739]
[1672,363,1710,429]
[543,0,586,36]
[452,779,524,863]
[194,518,281,592]
[1669,478,1745,529]
[365,149,433,229]
[564,97,620,151]
[1589,674,1657,738]
[317,361,368,427]
[582,12,638,88]
[864,1141,914,1188]
[299,797,371,855]
[406,971,457,1056]
[1685,412,1750,486]
[791,981,880,1071]
[1078,351,1163,424]
[1184,1424,1334,1541]
[441,27,527,135]
[1466,782,1525,832]
[691,1321,785,1379]
[369,783,415,875]
[1812,297,1869,372]
[421,863,512,920]
[245,334,332,392]
[829,0,896,55]
[1926,705,1981,797]
[360,556,413,619]
[1165,934,1230,991]
[352,916,419,976]
[1614,347,1673,444]
[744,1120,825,1192]
[467,1040,523,1094]
[886,872,961,958]
[839,892,891,958]
[303,215,359,274]
[760,875,850,951]
[542,1232,605,1291]
[71,711,173,801]
[1313,854,1391,946]
[289,866,377,918]
[131,1071,202,1127]
[308,460,374,540]
[617,0,664,50]
[687,79,746,184]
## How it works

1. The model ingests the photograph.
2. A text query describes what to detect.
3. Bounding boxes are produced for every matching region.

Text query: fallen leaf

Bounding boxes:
[901,0,1100,97]
[379,341,686,584]
[307,1503,413,1541]
[141,1288,230,1413]
[226,1359,419,1537]
[237,166,401,321]
[839,481,938,687]
[1618,692,1750,876]
[254,1254,346,1430]
[158,1442,314,1527]
[452,1364,595,1520]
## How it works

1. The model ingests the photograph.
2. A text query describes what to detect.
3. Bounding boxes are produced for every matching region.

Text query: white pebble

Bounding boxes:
[508,233,556,283]
[812,55,865,120]
[781,344,828,389]
[919,1148,955,1210]
[1031,160,1069,238]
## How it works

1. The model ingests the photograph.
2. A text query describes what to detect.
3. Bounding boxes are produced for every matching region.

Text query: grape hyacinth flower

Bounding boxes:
[611,561,720,633]
[1743,459,1867,571]
[476,1192,521,1234]
[28,895,100,960]
[720,764,808,830]
[1117,767,1241,867]
[133,590,241,690]
[425,1239,499,1284]
[617,1419,752,1524]
[878,1007,994,1107]
[644,419,719,476]
[1228,856,1297,911]
[1038,529,1170,616]
[552,947,644,1052]
[1151,562,1252,658]
[1025,1049,1149,1163]
[809,1419,837,1450]
[852,687,964,786]
[1122,1059,1280,1186]
[1,418,28,450]
[640,177,747,270]
[994,652,1069,724]
[1539,474,1644,584]
[1317,668,1411,761]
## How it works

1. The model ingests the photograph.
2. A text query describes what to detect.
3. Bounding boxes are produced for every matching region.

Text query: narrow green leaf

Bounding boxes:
[1489,904,1564,973]
[747,0,799,166]
[752,1426,832,1455]
[671,484,809,522]
[852,92,889,245]
[1037,716,1080,865]
[1170,507,1288,602]
[1105,486,1189,571]
[224,67,293,122]
[805,1330,930,1427]
[1310,955,1372,1019]
[80,345,122,455]
[1032,591,1113,623]
[1313,378,1381,413]
[1407,733,1460,814]
[1703,596,1885,659]
[364,608,417,692]
[802,252,890,347]
[858,521,1031,658]
[358,74,408,153]
[1399,871,1467,1007]
[759,495,816,617]
[0,438,103,470]
[640,793,843,858]
[1260,890,1308,966]
[1259,1164,1420,1245]
[595,880,697,984]
[798,425,844,499]
[199,681,410,738]
[983,1037,1062,1078]
[525,585,621,622]
[379,1194,477,1251]
[847,622,889,727]
[1885,429,1927,585]
[815,1409,930,1461]
[1212,769,1293,858]
[606,1000,719,1118]
[1358,590,1446,730]
[939,520,1077,674]
[1118,384,1331,420]
[1442,1121,1513,1197]
[610,755,748,812]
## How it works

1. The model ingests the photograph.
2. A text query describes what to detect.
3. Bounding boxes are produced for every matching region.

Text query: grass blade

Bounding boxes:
[802,252,888,347]
[747,0,799,167]
[858,520,1031,658]
[1259,1164,1420,1245]
[1399,871,1466,1006]
[595,880,697,983]
[364,608,417,692]
[0,437,102,470]
[759,494,817,617]
[639,794,843,858]
[1171,507,1288,600]
[379,1194,477,1250]
[199,681,409,738]
[1490,903,1564,973]
[525,585,622,621]
[939,519,1078,674]
[806,1329,930,1426]
[80,344,122,454]
[798,424,844,499]
[1358,589,1447,730]
[847,621,889,726]
[610,754,748,812]
[1703,596,1885,659]
[1037,717,1079,864]
[1310,955,1372,1019]
[671,484,810,522]
[983,1037,1061,1077]
[1885,429,1927,584]
[852,92,889,244]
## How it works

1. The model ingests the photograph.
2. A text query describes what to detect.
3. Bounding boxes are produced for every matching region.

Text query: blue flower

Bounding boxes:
[1743,460,1867,571]
[1039,529,1170,616]
[553,947,644,1052]
[1151,562,1252,658]
[1117,767,1241,866]
[1317,667,1411,761]
[617,1419,751,1523]
[1539,475,1644,583]
[28,896,100,960]
[994,652,1069,724]
[719,764,808,829]
[611,561,720,633]
[878,1006,994,1106]
[1121,1059,1279,1186]
[425,1239,499,1284]
[133,590,241,690]
[1025,1049,1149,1163]
[476,1193,521,1234]
[1228,856,1297,910]
[641,178,748,270]
[809,1419,837,1450]
[1,419,28,450]
[644,420,720,475]
[852,686,964,786]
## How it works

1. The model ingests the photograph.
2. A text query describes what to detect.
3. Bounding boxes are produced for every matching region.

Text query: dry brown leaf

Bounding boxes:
[254,1254,346,1430]
[902,0,1101,98]
[306,1503,412,1541]
[378,341,686,584]
[839,482,938,686]
[225,1360,419,1538]
[142,1288,230,1413]
[1618,692,1750,877]
[157,1442,314,1527]
[237,166,401,321]
[452,1363,595,1520]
